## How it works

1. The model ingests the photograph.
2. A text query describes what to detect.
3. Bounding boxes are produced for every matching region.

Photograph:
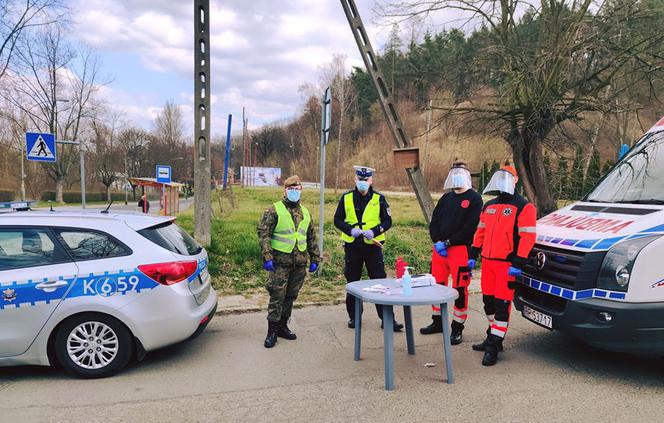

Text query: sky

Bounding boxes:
[66,0,398,138]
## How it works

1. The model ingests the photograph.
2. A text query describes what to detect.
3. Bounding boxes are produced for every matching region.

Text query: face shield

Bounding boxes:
[443,167,473,190]
[483,169,516,195]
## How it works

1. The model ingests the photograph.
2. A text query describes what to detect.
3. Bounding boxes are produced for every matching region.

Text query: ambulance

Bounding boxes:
[514,117,664,354]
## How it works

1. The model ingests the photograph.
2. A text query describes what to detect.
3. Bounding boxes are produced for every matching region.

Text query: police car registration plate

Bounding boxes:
[522,305,553,329]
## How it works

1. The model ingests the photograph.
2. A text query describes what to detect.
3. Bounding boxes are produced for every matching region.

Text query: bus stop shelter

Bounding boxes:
[128,177,184,216]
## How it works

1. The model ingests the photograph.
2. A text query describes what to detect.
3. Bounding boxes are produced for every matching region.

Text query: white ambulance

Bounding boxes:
[514,117,664,354]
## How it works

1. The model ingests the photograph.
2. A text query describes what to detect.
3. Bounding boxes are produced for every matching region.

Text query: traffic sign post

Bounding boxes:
[156,165,172,216]
[317,87,332,275]
[26,132,56,162]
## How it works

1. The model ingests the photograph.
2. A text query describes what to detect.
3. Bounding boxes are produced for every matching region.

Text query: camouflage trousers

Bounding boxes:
[266,265,307,322]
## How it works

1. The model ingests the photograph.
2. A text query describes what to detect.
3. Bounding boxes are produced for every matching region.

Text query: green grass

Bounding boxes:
[176,187,436,300]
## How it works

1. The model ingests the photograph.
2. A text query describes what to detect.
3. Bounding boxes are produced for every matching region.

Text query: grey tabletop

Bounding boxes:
[346,278,458,306]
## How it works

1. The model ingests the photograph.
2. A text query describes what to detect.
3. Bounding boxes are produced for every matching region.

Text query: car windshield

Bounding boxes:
[586,131,664,204]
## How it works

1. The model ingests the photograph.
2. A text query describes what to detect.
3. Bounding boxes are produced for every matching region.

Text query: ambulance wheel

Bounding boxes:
[54,313,133,379]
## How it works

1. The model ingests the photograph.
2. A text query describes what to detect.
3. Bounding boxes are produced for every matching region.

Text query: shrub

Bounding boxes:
[0,190,15,202]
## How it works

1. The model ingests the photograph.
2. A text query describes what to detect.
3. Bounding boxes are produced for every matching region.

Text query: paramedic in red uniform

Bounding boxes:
[468,165,536,366]
[420,161,483,346]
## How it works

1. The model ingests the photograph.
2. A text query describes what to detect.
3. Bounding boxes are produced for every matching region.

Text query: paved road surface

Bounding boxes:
[1,295,663,422]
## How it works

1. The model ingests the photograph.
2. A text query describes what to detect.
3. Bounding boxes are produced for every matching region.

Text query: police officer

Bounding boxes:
[420,161,482,346]
[334,166,403,332]
[257,175,320,348]
[468,165,537,365]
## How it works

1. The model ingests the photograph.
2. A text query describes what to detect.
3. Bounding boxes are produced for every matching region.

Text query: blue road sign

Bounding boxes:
[26,132,56,162]
[156,165,172,184]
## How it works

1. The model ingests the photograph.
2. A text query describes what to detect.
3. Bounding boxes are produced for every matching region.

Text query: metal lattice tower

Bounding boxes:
[340,0,434,223]
[194,0,212,246]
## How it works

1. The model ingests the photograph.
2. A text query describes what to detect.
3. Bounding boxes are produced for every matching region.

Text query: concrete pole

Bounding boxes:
[194,0,212,246]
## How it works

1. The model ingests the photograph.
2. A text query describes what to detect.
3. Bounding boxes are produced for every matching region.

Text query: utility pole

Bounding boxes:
[340,0,434,223]
[20,136,26,201]
[223,114,232,189]
[241,107,246,187]
[194,0,212,246]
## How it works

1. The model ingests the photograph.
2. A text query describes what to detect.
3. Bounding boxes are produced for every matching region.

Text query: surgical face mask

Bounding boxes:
[286,189,301,202]
[356,180,370,192]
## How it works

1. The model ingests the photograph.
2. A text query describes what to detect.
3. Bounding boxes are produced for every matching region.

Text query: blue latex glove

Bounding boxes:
[508,266,522,277]
[309,262,318,273]
[350,228,363,238]
[434,241,448,257]
[467,259,476,270]
[263,260,275,272]
[363,229,375,240]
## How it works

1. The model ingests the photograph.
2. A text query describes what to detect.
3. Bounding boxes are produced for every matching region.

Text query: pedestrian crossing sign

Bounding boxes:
[26,132,56,162]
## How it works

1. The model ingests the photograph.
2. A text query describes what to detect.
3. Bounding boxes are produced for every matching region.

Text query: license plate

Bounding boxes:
[522,305,553,330]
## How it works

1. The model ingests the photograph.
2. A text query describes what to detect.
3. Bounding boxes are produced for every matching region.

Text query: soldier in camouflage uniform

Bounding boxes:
[257,175,320,348]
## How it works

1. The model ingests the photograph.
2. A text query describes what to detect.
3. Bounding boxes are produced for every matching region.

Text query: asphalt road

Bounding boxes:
[2,294,664,422]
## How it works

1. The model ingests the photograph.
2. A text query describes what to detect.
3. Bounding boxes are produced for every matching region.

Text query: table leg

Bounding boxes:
[440,303,454,384]
[404,305,415,355]
[354,297,362,361]
[383,305,395,390]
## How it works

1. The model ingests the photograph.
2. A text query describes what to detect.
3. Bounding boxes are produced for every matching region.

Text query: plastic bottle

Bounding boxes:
[402,266,414,296]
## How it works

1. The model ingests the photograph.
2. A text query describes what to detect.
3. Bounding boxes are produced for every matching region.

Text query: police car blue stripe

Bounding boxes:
[1,265,204,310]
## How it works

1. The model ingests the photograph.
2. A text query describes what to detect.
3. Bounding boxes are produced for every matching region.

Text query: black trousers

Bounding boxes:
[344,241,387,321]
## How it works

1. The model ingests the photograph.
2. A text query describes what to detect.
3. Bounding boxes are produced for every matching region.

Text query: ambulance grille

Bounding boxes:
[523,244,606,290]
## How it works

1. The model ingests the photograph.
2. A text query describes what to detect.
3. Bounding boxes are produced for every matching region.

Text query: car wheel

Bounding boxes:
[54,313,133,379]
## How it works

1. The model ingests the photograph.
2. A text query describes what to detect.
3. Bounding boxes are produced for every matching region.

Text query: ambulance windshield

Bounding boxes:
[586,131,664,204]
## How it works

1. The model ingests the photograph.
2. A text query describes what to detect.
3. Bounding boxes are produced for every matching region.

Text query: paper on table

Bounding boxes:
[362,284,403,295]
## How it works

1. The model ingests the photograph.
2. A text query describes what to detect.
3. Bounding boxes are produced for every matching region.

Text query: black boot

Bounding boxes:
[381,320,404,332]
[482,335,503,366]
[277,318,297,340]
[472,330,504,352]
[348,319,355,329]
[450,321,464,345]
[420,315,443,335]
[264,321,278,348]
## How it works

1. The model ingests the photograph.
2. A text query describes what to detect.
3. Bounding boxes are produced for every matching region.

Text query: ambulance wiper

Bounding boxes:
[615,199,664,205]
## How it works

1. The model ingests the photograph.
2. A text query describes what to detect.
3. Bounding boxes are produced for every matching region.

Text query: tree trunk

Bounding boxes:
[510,138,558,218]
[106,185,112,202]
[55,178,64,203]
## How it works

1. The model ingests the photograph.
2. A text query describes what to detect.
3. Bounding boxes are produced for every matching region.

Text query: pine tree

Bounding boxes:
[557,157,570,199]
[543,154,552,181]
[480,160,490,191]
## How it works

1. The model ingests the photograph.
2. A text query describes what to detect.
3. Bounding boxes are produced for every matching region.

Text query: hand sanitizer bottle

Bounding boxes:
[402,266,413,296]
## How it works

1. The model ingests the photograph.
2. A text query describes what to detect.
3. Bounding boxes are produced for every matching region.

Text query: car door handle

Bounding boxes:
[35,280,69,293]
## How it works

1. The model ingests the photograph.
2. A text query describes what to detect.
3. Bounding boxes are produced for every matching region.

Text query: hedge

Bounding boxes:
[0,190,15,202]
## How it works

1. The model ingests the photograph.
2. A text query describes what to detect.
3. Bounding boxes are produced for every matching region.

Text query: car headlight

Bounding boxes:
[597,235,660,292]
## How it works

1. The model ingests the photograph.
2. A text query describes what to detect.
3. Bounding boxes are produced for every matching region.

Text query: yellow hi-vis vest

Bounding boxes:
[271,201,311,253]
[340,192,386,244]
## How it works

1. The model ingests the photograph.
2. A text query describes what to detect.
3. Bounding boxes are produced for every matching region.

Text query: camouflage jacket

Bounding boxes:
[257,198,321,267]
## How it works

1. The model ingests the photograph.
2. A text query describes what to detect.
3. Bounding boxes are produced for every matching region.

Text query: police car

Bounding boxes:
[0,210,217,378]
